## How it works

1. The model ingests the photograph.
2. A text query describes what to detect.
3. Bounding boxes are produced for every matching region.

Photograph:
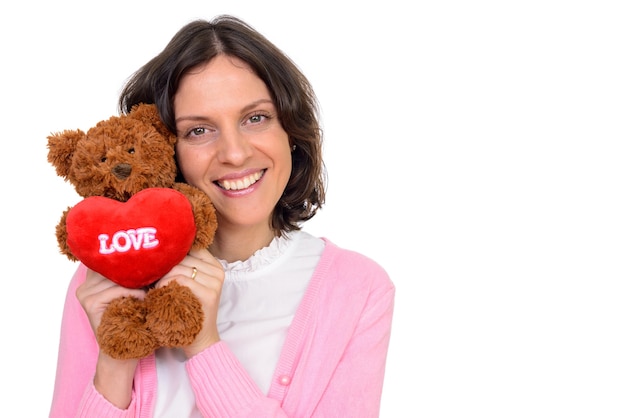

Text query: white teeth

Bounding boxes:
[220,171,262,190]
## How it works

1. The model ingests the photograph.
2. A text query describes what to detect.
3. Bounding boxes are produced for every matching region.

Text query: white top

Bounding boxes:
[154,230,324,417]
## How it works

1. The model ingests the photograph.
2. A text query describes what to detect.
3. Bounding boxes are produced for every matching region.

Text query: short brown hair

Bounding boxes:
[119,15,326,234]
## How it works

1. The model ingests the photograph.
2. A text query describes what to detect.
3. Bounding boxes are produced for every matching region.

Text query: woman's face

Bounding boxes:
[174,55,291,234]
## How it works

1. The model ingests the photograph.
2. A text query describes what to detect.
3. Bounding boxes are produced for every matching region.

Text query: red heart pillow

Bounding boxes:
[66,188,196,288]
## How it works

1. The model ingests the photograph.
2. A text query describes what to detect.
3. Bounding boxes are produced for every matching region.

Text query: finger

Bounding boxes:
[162,250,222,282]
[186,248,222,269]
[79,269,147,301]
[157,265,205,288]
[157,260,223,292]
[184,261,224,288]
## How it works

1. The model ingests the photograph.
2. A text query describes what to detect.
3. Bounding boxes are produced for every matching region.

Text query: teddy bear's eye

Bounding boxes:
[100,156,107,163]
[128,148,135,154]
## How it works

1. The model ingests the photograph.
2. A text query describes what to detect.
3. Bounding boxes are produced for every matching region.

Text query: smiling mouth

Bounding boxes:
[216,170,265,191]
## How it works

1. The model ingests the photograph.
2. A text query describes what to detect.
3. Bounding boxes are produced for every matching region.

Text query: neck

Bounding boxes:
[209,224,277,263]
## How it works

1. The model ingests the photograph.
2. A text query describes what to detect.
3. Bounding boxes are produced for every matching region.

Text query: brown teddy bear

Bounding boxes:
[47,103,217,359]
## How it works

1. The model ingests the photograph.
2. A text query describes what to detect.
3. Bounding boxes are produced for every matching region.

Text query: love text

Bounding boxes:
[98,227,159,254]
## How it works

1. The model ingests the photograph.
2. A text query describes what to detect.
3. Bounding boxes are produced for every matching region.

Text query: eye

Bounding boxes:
[248,113,268,124]
[128,147,135,154]
[182,126,217,141]
[191,127,206,136]
[100,156,107,163]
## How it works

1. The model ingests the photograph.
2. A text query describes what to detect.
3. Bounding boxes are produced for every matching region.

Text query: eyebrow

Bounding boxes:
[175,98,275,124]
[241,98,274,113]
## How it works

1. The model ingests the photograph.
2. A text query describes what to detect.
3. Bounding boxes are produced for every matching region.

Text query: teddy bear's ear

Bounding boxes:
[128,103,177,146]
[47,129,86,179]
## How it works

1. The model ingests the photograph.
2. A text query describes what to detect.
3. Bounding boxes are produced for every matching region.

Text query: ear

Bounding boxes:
[128,103,177,146]
[47,129,86,179]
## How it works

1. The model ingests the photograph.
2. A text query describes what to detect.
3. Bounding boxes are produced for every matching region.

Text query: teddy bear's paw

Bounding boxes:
[96,296,158,359]
[145,281,204,348]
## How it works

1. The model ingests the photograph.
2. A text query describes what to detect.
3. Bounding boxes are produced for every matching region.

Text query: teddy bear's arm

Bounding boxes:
[172,183,218,249]
[56,207,79,262]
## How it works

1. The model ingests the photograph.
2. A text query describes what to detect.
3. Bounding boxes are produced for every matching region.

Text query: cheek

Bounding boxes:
[175,146,205,182]
[283,150,293,180]
[277,143,293,182]
[274,151,293,196]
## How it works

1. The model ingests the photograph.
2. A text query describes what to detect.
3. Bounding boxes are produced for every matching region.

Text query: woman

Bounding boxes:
[50,15,394,418]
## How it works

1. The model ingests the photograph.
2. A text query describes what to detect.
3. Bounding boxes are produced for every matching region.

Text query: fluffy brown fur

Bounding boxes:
[48,103,217,359]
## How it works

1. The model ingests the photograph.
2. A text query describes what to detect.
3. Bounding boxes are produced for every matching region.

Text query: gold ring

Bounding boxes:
[190,266,198,281]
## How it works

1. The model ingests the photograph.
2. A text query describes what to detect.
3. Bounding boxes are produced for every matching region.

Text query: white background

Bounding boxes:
[1,1,625,417]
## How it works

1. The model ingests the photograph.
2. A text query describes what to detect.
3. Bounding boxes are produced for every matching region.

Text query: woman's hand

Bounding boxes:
[76,269,148,336]
[76,269,147,409]
[156,248,225,358]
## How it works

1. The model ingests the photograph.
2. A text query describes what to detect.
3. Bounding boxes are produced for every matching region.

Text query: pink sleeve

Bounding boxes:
[304,272,395,417]
[280,254,394,417]
[48,264,139,418]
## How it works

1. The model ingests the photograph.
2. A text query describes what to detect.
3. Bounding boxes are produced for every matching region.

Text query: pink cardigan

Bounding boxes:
[49,239,395,417]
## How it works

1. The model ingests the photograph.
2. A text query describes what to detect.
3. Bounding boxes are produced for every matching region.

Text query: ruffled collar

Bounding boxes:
[218,231,295,273]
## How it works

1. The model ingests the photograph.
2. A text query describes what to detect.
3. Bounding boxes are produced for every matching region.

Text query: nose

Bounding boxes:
[216,127,252,166]
[112,163,132,179]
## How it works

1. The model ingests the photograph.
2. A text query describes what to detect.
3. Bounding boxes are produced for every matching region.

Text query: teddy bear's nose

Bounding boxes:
[112,163,132,179]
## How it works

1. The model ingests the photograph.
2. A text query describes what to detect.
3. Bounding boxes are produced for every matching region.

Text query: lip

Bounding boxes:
[214,169,266,196]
